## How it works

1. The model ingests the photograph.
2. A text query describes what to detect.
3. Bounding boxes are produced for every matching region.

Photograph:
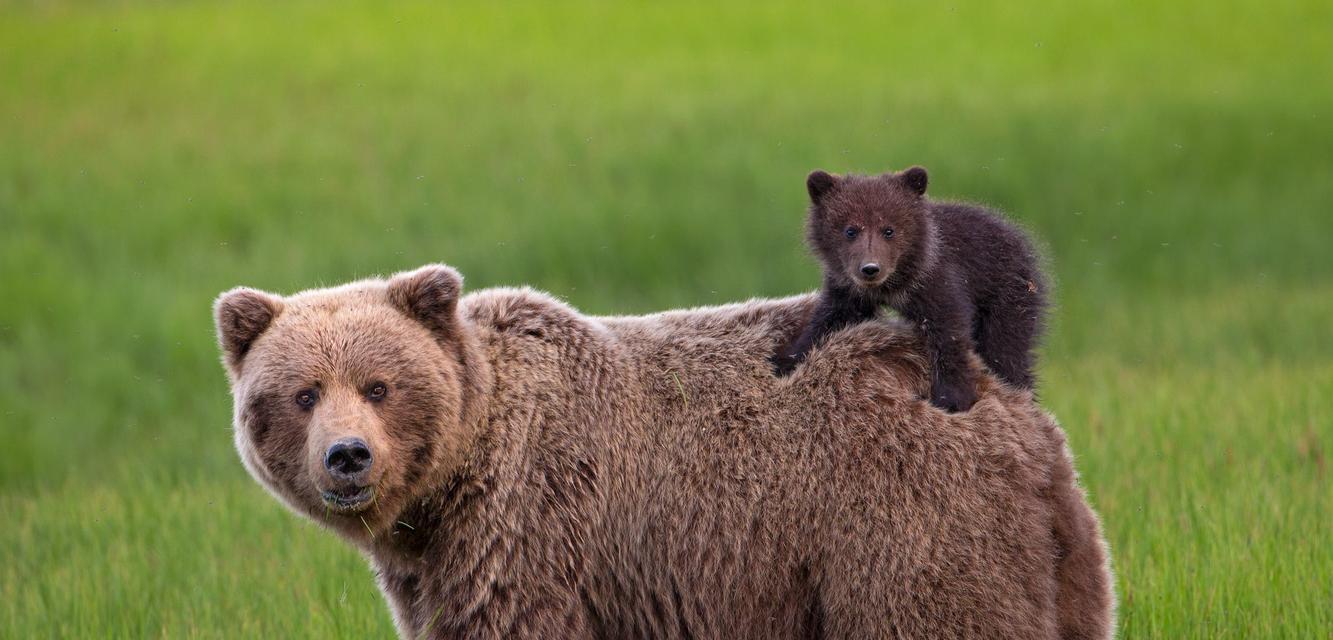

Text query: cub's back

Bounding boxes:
[932,201,1044,288]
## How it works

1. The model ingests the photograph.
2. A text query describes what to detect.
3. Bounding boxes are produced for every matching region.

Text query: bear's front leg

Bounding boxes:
[901,287,979,413]
[411,575,592,640]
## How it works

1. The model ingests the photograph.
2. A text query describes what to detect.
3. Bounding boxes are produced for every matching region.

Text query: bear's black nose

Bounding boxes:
[325,438,373,479]
[860,263,881,278]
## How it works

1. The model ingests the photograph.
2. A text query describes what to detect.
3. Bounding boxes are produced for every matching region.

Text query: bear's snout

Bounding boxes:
[318,436,378,512]
[851,261,889,287]
[324,437,373,481]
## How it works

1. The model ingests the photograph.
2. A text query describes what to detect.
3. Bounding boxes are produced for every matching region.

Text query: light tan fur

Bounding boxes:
[215,264,1114,639]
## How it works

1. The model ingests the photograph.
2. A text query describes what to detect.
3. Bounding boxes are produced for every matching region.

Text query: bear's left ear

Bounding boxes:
[807,170,840,204]
[215,287,284,376]
[900,166,928,196]
[387,264,464,337]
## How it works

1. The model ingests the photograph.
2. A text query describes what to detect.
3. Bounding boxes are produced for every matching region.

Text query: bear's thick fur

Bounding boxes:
[215,265,1114,639]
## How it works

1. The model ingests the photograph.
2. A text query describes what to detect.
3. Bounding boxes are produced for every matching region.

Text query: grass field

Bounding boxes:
[2,1,1330,637]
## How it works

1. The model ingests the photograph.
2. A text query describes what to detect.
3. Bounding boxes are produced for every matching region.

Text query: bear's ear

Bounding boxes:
[806,170,839,204]
[387,264,464,337]
[900,166,928,196]
[215,287,283,375]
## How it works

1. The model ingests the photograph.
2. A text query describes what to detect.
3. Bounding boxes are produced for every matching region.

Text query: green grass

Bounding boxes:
[2,0,1330,637]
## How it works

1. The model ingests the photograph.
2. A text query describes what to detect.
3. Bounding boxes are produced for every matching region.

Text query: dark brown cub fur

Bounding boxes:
[772,167,1048,412]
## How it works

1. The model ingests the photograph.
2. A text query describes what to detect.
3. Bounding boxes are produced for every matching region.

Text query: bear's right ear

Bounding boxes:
[900,166,928,196]
[806,170,839,204]
[387,264,464,338]
[214,287,283,375]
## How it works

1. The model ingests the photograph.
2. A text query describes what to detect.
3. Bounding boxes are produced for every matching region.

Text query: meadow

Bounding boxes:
[1,1,1330,637]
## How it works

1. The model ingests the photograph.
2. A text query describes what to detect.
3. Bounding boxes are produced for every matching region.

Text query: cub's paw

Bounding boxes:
[929,378,979,413]
[770,353,799,377]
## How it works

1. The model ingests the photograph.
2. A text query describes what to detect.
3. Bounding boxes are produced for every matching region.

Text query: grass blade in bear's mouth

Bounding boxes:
[321,487,374,510]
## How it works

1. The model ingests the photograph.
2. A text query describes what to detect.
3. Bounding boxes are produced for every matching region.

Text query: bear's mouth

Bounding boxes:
[320,485,375,512]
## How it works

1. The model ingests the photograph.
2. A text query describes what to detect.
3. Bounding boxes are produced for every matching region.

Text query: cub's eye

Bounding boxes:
[844,226,860,239]
[366,382,388,402]
[882,228,895,239]
[295,389,319,409]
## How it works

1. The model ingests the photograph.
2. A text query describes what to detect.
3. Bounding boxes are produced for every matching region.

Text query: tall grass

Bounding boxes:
[2,1,1330,637]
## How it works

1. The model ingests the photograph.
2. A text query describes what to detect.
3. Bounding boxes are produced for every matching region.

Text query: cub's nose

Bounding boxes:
[325,438,373,479]
[860,263,881,278]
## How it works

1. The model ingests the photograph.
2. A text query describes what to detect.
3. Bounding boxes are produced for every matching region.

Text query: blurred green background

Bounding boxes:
[2,1,1329,637]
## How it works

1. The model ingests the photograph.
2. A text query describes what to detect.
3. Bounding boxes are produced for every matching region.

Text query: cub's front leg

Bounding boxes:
[772,288,878,377]
[900,286,979,413]
[927,359,979,413]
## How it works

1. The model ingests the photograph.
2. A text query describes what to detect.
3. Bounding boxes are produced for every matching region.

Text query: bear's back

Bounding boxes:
[455,287,1105,639]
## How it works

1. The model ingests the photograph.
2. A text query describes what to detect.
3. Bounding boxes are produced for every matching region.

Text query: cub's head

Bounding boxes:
[214,264,485,542]
[804,167,934,291]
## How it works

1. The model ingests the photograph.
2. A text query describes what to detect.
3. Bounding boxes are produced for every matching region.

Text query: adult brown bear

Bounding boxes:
[215,264,1114,639]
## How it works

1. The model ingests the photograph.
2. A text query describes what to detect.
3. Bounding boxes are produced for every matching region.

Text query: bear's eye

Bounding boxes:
[844,226,860,239]
[882,228,895,239]
[295,389,319,409]
[366,382,388,402]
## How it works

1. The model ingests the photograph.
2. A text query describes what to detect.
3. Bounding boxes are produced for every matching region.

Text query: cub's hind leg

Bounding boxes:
[973,281,1044,390]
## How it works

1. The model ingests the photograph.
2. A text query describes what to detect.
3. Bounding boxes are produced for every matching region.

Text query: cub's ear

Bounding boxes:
[901,166,928,196]
[214,287,283,375]
[387,264,464,337]
[806,170,839,204]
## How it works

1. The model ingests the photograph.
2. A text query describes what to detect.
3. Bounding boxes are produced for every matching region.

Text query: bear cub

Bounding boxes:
[771,166,1048,412]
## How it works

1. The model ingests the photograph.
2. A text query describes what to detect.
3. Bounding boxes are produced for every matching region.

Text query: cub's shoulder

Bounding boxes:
[932,201,1009,227]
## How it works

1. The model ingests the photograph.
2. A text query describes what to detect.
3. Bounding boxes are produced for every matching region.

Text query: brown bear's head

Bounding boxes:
[805,167,935,292]
[214,264,486,542]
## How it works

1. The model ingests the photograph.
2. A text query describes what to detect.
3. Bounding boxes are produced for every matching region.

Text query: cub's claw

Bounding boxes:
[929,378,978,413]
[770,354,799,377]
